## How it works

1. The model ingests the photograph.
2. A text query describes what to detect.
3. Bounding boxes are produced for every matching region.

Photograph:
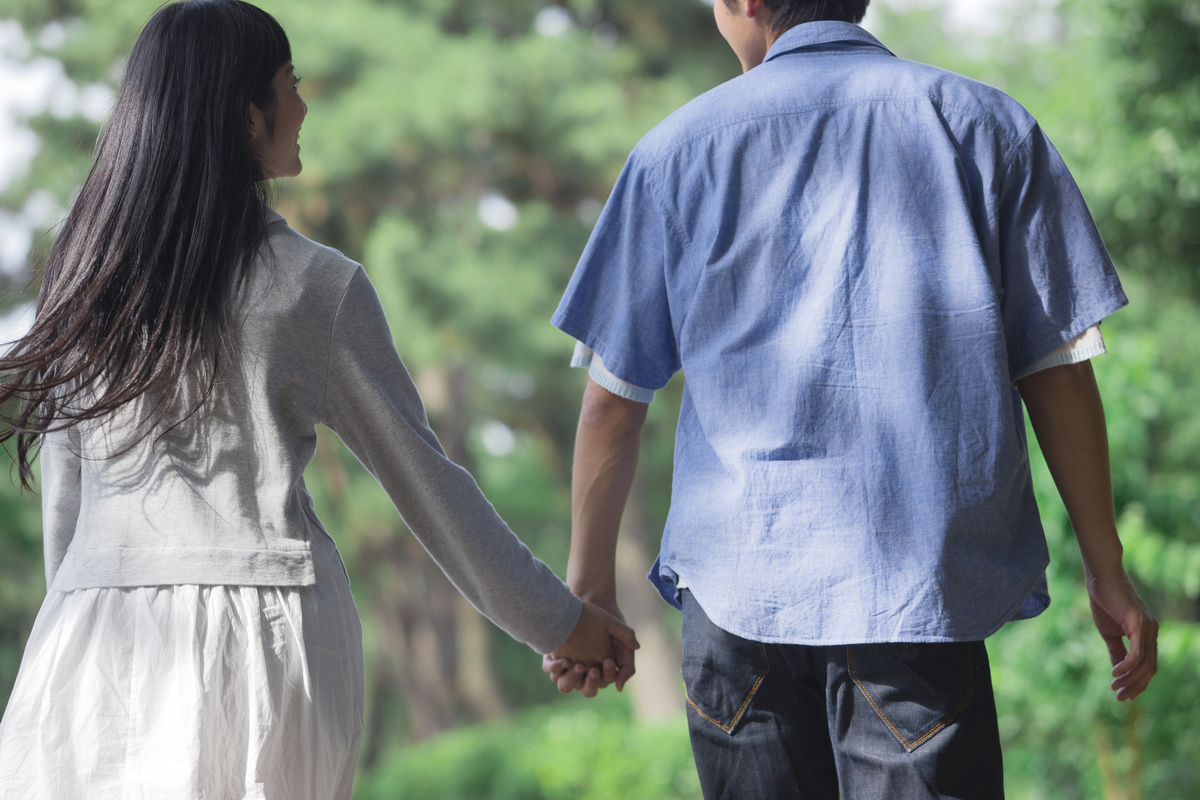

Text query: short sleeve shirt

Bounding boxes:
[552,22,1127,645]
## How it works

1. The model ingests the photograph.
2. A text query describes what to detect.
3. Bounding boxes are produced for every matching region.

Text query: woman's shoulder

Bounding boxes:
[236,213,367,337]
[260,211,361,285]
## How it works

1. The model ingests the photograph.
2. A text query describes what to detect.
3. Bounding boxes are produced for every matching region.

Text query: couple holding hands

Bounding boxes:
[0,1,1157,798]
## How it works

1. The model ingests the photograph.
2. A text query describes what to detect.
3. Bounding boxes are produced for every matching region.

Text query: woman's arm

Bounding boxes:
[320,267,634,661]
[40,426,82,590]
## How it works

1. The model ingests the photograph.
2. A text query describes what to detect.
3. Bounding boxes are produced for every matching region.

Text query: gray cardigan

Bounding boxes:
[39,212,581,654]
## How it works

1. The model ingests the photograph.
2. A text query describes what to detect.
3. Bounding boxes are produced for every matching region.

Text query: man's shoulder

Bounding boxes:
[630,73,760,166]
[894,59,1039,144]
[631,52,1039,169]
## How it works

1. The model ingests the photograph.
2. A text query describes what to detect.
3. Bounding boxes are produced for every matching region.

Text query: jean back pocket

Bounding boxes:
[681,592,770,735]
[846,641,976,752]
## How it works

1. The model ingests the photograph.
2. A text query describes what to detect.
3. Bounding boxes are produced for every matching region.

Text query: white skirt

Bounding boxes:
[0,531,364,800]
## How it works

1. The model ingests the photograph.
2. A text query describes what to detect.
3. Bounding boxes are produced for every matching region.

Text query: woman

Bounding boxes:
[0,2,633,797]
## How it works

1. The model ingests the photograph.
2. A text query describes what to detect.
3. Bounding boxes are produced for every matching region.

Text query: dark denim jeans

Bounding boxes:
[681,591,1005,800]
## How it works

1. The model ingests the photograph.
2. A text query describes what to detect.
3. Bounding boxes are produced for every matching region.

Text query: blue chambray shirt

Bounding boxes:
[552,22,1127,645]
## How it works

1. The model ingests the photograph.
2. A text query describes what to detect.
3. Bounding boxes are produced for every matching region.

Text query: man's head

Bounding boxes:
[716,0,869,72]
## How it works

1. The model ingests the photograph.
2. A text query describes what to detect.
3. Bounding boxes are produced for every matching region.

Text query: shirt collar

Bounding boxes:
[265,207,287,226]
[762,21,893,64]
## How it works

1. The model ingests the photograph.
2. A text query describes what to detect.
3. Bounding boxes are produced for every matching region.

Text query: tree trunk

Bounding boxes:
[1094,706,1142,800]
[324,362,512,753]
[367,533,460,743]
[454,593,509,722]
[616,473,684,719]
[414,363,511,724]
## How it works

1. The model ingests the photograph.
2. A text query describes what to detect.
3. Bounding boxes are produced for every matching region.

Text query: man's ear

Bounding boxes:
[744,0,767,20]
[248,102,265,142]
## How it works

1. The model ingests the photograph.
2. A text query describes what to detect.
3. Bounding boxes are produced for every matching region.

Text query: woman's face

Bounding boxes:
[249,62,307,179]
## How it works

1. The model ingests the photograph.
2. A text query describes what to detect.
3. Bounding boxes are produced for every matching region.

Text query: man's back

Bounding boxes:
[553,22,1125,644]
[551,7,1156,796]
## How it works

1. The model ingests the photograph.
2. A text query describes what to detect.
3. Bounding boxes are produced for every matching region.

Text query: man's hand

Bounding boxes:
[542,654,620,697]
[545,600,639,698]
[543,600,636,696]
[1087,569,1158,701]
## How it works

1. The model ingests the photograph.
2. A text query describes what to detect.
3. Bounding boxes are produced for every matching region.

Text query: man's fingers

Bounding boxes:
[1113,663,1155,701]
[1107,613,1158,701]
[559,669,586,693]
[615,662,636,692]
[1112,613,1158,674]
[1087,573,1159,702]
[555,662,588,693]
[581,666,602,698]
[605,616,640,652]
[613,640,636,691]
[547,655,631,695]
[601,658,618,688]
[1113,641,1157,701]
[1103,635,1129,671]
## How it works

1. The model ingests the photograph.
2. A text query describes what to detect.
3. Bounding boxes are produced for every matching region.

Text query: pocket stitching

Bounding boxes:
[847,642,975,751]
[684,642,770,734]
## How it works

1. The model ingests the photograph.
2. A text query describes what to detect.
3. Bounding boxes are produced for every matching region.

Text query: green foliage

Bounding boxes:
[0,461,43,707]
[356,696,700,800]
[1,0,1199,797]
[1010,0,1200,299]
[988,279,1200,798]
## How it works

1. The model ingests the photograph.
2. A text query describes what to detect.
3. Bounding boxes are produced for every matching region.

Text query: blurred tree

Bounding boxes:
[1070,0,1200,299]
[0,458,42,708]
[1,0,1198,796]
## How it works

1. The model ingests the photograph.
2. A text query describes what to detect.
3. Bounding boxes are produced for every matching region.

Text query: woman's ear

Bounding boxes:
[248,102,265,142]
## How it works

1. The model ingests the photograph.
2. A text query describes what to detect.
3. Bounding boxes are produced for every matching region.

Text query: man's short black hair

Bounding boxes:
[724,0,870,30]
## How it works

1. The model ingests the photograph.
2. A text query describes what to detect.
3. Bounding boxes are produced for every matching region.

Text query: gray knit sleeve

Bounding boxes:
[40,426,82,590]
[320,267,581,654]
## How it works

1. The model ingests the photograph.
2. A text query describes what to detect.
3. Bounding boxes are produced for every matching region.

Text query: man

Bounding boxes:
[546,1,1158,797]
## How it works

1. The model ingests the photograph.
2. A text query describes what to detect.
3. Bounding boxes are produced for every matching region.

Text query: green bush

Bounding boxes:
[355,695,700,800]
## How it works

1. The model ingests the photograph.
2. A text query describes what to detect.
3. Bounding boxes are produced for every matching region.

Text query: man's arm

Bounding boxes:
[546,377,650,695]
[567,378,649,604]
[1017,359,1158,701]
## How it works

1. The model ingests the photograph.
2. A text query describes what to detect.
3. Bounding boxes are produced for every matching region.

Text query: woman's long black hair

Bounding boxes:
[0,0,291,488]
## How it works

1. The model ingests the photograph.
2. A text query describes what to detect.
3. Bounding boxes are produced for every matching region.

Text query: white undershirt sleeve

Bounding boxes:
[1012,324,1107,383]
[571,341,656,403]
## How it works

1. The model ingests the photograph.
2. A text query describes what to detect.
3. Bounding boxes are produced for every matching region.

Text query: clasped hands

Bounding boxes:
[543,598,638,698]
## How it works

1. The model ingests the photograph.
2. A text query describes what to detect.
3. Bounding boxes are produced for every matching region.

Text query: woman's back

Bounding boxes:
[45,214,359,591]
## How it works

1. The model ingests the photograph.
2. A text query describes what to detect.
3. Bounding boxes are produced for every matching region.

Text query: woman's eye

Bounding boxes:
[293,76,303,90]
